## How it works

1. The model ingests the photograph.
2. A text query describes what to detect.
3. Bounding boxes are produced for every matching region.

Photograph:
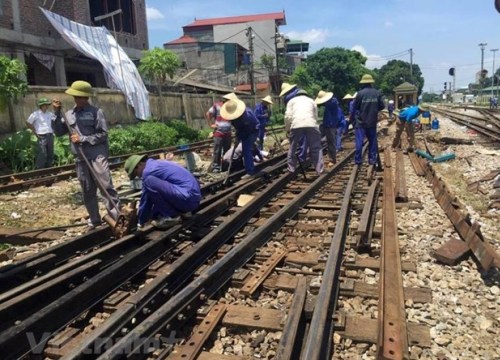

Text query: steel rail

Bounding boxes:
[0,142,212,193]
[376,148,409,359]
[300,163,359,360]
[62,161,292,359]
[97,150,356,359]
[0,158,289,359]
[0,152,288,291]
[0,126,287,191]
[432,108,500,142]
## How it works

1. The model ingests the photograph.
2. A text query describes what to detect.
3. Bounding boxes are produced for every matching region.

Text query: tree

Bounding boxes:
[421,92,440,103]
[138,47,180,119]
[375,60,424,97]
[294,47,370,98]
[0,55,28,131]
[260,54,275,73]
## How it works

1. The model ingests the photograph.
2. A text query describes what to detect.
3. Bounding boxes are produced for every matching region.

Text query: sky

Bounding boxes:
[144,0,500,93]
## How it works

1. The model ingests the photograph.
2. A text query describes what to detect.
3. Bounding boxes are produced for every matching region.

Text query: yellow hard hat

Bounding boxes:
[359,74,375,84]
[65,80,93,97]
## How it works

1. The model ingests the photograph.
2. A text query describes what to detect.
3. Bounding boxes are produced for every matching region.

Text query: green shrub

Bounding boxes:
[166,120,201,142]
[1,119,206,172]
[53,135,73,166]
[0,130,35,172]
[270,111,284,125]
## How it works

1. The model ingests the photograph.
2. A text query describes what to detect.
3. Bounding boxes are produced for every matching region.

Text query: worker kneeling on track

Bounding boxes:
[124,155,201,230]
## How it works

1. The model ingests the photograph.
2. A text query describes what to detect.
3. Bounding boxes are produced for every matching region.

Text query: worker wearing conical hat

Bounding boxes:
[254,95,273,150]
[220,99,260,175]
[314,90,339,164]
[351,74,385,166]
[280,83,324,175]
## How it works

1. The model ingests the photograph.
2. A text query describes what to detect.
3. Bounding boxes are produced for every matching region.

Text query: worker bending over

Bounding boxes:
[124,155,201,230]
[392,103,429,152]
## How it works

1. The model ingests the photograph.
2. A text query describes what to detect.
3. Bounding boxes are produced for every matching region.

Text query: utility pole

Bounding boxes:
[247,27,255,95]
[478,42,488,104]
[409,48,413,82]
[273,26,281,91]
[479,43,488,72]
[491,48,498,99]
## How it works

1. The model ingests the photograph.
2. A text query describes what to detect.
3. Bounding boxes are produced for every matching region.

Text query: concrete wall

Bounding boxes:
[0,87,273,137]
[214,20,277,61]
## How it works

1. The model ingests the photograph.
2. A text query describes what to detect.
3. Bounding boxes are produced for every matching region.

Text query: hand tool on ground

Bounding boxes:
[222,139,240,185]
[267,121,286,153]
[296,154,307,180]
[53,100,136,237]
[423,136,434,158]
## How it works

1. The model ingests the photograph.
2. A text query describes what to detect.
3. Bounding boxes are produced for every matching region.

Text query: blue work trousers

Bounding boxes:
[240,133,258,175]
[354,127,378,165]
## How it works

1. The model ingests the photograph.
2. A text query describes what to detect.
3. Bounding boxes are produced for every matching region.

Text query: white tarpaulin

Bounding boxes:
[40,7,150,120]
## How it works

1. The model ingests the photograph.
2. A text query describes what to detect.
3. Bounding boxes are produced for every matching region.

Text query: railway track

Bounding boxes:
[431,106,500,142]
[1,114,498,359]
[0,128,436,359]
[0,126,287,194]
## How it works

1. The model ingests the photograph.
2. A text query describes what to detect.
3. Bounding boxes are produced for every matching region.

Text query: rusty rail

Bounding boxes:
[377,148,409,359]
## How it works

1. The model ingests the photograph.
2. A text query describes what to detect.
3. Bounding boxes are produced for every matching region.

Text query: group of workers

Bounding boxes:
[205,92,271,175]
[26,75,430,232]
[27,81,201,231]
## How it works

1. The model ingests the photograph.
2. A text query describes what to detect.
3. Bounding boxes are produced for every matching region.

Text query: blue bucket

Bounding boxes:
[431,118,440,130]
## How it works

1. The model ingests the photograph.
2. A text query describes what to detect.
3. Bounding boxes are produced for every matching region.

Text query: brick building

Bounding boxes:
[164,12,287,92]
[0,0,148,87]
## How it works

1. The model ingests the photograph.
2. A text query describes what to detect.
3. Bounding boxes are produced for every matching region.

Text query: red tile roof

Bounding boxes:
[165,35,198,45]
[184,12,286,28]
[235,82,270,92]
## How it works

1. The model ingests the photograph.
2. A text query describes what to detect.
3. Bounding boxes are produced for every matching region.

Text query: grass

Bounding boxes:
[434,161,489,214]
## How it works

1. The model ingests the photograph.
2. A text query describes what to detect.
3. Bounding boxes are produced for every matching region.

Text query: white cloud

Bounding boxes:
[146,7,165,21]
[351,45,387,69]
[384,21,393,27]
[286,29,329,44]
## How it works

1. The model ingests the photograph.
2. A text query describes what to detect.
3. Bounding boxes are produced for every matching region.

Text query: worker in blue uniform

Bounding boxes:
[315,90,339,164]
[124,155,201,229]
[392,103,429,152]
[351,74,385,166]
[220,98,260,175]
[336,106,347,151]
[254,95,273,150]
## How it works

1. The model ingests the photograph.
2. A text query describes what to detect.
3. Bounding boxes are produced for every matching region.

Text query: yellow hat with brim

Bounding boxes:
[360,74,375,84]
[314,90,334,105]
[342,94,353,100]
[279,83,297,97]
[418,103,430,111]
[262,95,273,104]
[124,154,147,180]
[37,97,52,106]
[65,80,93,97]
[220,99,246,120]
[223,92,238,101]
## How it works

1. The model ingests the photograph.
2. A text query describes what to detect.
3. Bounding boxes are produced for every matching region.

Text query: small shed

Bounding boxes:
[393,82,418,109]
